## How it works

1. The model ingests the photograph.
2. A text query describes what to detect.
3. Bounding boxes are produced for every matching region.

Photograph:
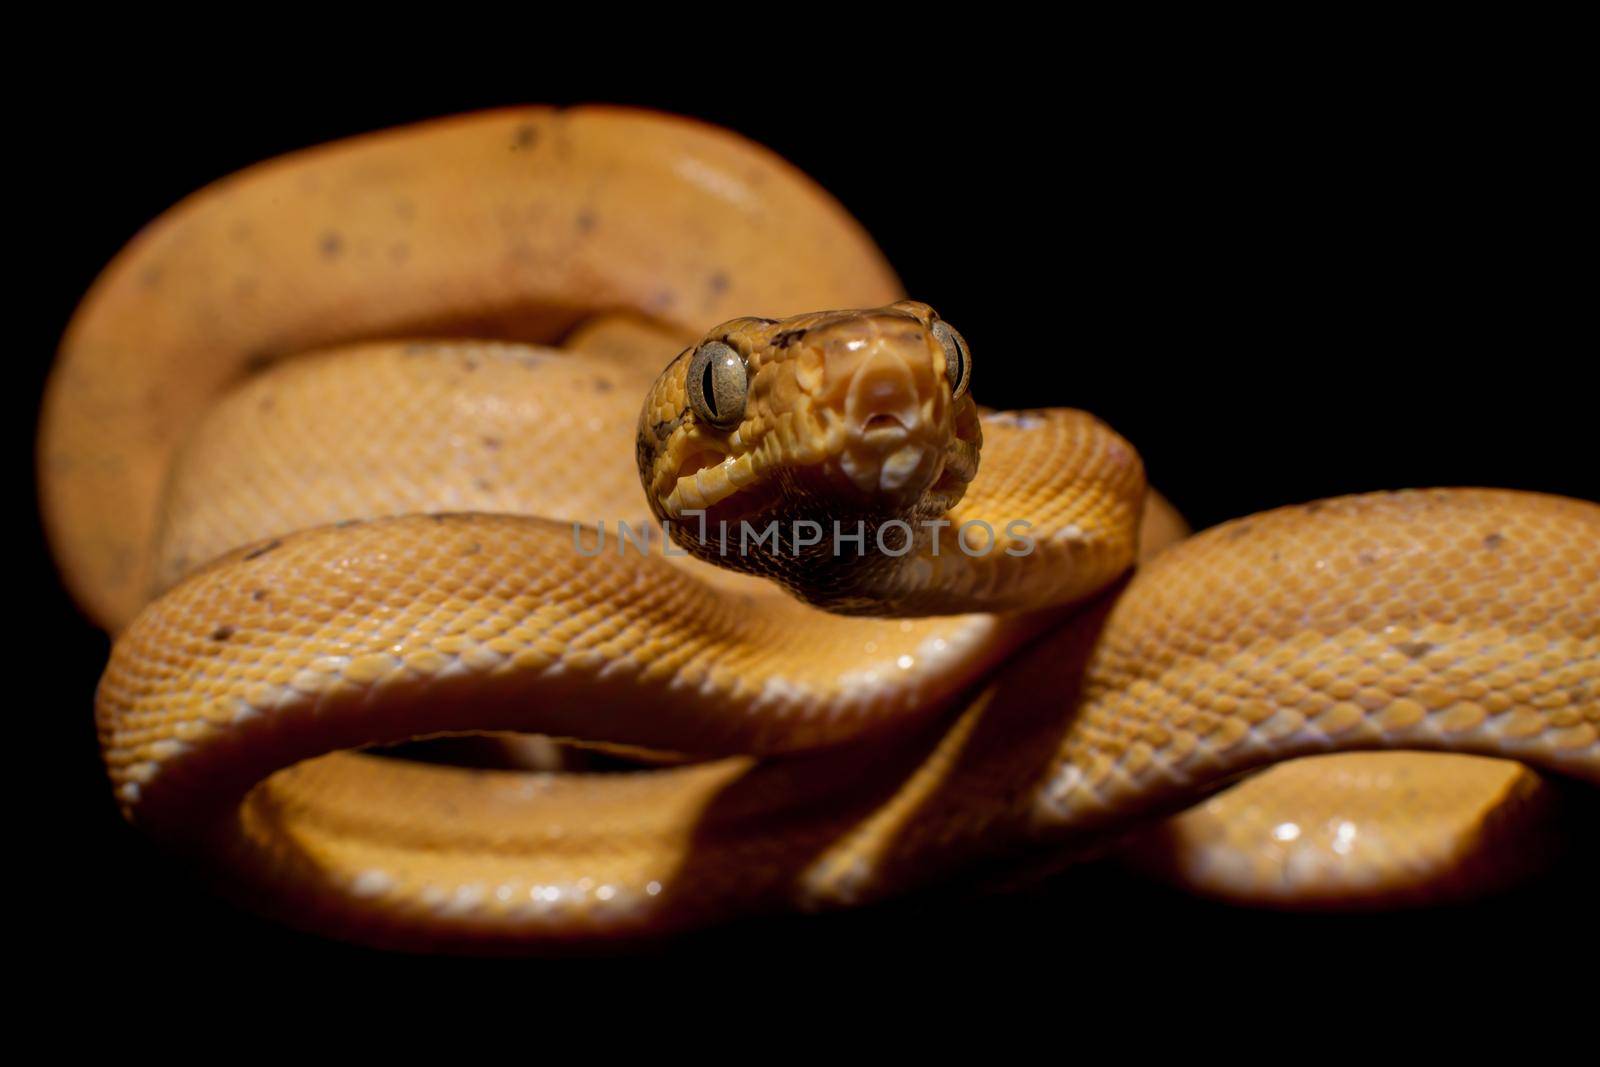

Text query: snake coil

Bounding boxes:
[40,108,1598,951]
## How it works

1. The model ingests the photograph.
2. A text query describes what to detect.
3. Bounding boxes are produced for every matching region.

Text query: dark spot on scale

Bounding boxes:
[576,210,597,233]
[1484,532,1506,549]
[251,589,268,602]
[1395,641,1436,660]
[594,376,613,393]
[139,265,162,288]
[319,231,344,259]
[463,542,482,556]
[1225,523,1252,540]
[243,351,274,375]
[652,415,684,441]
[708,271,730,295]
[482,435,503,450]
[474,478,494,492]
[650,290,677,311]
[462,359,478,372]
[1305,501,1327,514]
[773,328,808,348]
[210,625,236,642]
[258,395,276,414]
[242,539,282,561]
[334,519,362,528]
[512,124,539,150]
[1357,550,1378,565]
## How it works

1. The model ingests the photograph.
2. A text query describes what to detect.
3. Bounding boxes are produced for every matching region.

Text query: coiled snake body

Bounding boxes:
[40,108,1598,950]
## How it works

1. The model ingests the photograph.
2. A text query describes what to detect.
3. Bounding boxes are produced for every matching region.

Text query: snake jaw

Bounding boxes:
[664,451,748,515]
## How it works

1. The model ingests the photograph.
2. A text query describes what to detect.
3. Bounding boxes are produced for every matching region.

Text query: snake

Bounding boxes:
[40,107,1598,951]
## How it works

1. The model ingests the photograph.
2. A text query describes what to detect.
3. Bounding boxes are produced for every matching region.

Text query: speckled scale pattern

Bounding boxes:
[757,490,1600,912]
[152,340,661,596]
[1026,490,1599,829]
[41,107,900,629]
[98,489,1598,945]
[44,108,1600,951]
[102,512,1030,832]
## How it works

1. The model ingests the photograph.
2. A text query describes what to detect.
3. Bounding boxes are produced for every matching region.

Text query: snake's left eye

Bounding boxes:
[932,321,971,398]
[687,341,748,428]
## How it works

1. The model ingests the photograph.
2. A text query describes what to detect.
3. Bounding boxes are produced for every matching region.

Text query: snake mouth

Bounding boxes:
[675,449,727,486]
[861,412,909,436]
[663,447,764,519]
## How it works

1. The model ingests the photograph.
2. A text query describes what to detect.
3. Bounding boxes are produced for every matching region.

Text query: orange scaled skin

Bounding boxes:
[40,107,899,630]
[42,110,1600,951]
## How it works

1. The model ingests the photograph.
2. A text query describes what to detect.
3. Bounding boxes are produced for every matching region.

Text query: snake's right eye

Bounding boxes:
[687,341,748,429]
[932,321,971,398]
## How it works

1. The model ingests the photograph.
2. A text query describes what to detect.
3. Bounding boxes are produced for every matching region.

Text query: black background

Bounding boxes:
[20,44,1595,995]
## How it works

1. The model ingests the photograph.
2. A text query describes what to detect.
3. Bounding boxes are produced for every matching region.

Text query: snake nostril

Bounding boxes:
[847,351,922,436]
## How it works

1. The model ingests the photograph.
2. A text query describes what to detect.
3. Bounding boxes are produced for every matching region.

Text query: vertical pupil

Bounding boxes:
[701,358,718,416]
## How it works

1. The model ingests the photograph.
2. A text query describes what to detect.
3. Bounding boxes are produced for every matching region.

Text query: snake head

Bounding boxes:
[637,302,982,591]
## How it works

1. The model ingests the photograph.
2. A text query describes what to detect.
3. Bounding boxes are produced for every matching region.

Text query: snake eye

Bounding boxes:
[932,321,971,398]
[686,341,748,428]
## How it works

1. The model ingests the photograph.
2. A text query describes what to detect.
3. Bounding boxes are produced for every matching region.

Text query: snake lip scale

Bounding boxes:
[40,106,1598,951]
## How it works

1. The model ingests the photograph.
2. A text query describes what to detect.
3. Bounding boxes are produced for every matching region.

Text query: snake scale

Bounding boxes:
[40,107,1597,951]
